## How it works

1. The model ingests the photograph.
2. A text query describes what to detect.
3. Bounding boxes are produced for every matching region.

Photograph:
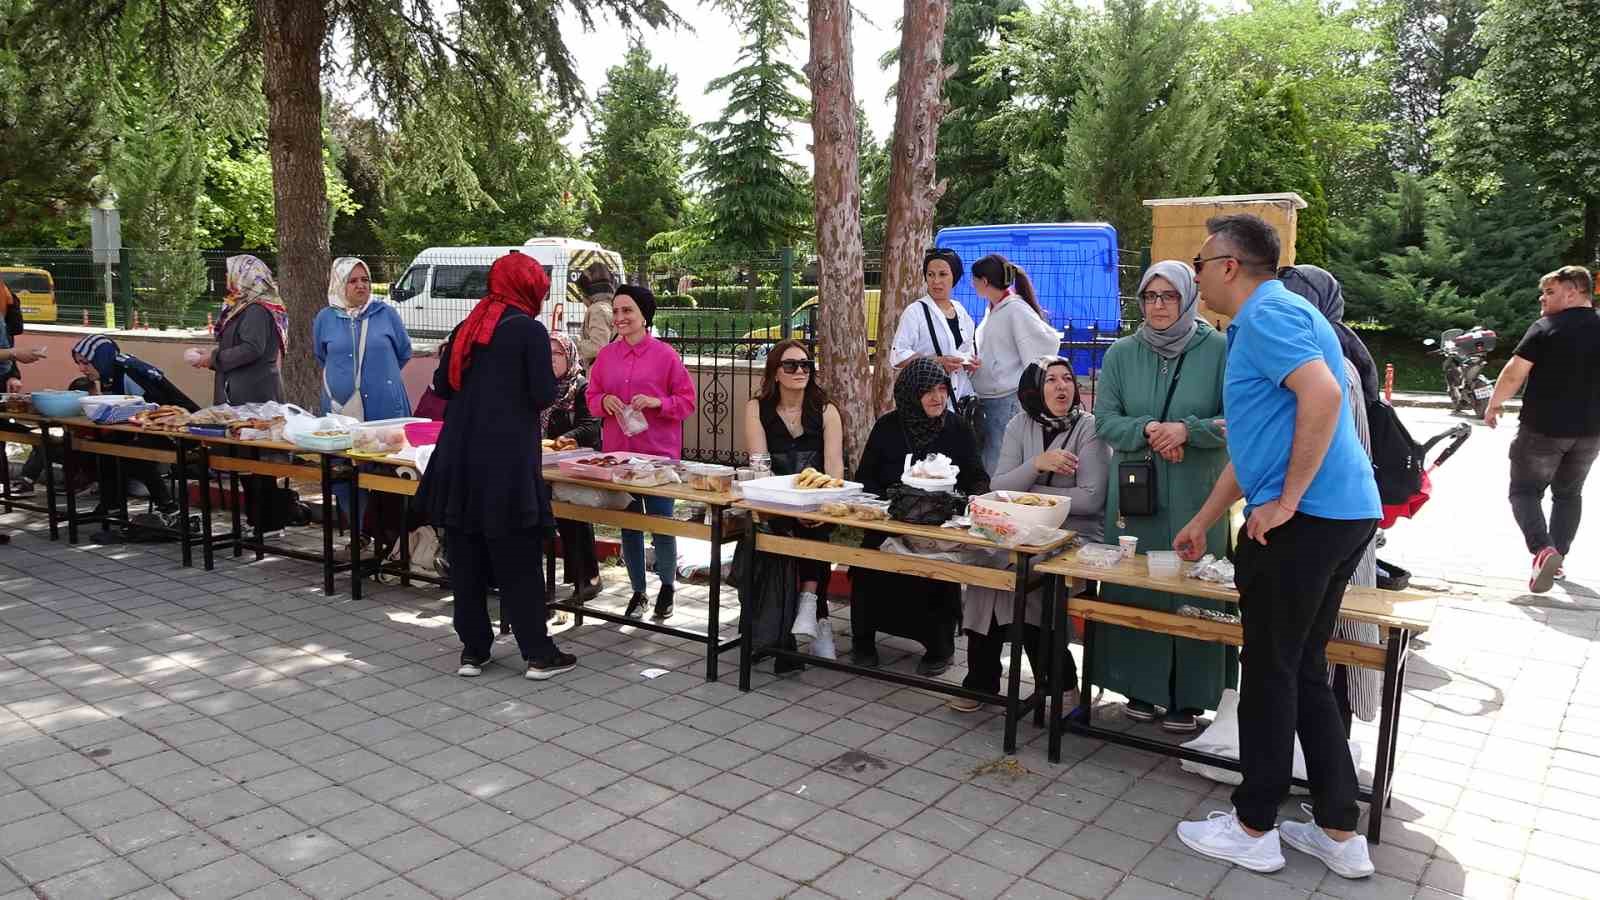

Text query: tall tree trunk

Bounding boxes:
[258,0,331,410]
[806,0,871,466]
[872,0,950,416]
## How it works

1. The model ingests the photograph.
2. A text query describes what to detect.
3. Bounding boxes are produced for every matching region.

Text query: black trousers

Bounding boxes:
[556,519,599,586]
[446,527,558,664]
[1231,512,1377,833]
[1508,427,1600,556]
[848,569,958,661]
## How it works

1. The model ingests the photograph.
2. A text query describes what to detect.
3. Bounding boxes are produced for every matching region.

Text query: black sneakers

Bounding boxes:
[525,651,577,680]
[457,655,491,677]
[653,586,674,621]
[624,592,648,619]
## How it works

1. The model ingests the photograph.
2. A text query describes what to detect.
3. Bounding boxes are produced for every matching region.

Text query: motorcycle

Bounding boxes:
[1422,327,1497,419]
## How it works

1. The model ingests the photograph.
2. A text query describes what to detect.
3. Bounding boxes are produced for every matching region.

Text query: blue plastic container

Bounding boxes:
[932,223,1123,373]
[29,390,87,418]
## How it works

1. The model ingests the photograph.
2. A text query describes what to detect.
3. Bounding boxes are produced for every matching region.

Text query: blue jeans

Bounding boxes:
[978,393,1020,475]
[622,495,677,593]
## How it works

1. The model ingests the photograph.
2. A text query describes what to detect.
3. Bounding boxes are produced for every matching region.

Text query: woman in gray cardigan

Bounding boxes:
[189,254,287,404]
[950,356,1109,712]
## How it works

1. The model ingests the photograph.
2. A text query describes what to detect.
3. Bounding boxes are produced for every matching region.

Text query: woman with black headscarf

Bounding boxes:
[419,250,575,682]
[848,358,988,675]
[1093,260,1234,733]
[1281,264,1380,735]
[889,248,978,402]
[949,356,1109,712]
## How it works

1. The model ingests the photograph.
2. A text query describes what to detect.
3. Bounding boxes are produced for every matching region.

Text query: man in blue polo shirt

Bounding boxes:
[1171,215,1381,879]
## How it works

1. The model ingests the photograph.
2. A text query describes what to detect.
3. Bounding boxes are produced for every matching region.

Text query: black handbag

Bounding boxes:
[1118,351,1186,518]
[918,301,981,437]
[886,483,967,525]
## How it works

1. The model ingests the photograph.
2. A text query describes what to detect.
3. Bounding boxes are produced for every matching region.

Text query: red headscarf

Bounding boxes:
[447,252,550,391]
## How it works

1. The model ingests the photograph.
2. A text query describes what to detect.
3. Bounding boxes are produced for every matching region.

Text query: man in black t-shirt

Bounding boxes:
[1485,265,1600,593]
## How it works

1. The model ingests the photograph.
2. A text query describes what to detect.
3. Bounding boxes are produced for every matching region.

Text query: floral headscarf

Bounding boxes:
[893,357,951,452]
[542,331,583,436]
[218,255,289,353]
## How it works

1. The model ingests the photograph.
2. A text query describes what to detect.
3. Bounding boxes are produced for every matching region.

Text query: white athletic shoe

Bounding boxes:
[1176,810,1286,873]
[1279,805,1374,879]
[792,592,818,639]
[811,619,836,659]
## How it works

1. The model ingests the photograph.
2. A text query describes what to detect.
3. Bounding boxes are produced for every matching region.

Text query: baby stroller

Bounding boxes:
[1369,407,1473,589]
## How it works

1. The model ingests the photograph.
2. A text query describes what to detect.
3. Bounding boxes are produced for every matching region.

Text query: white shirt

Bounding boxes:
[890,295,977,399]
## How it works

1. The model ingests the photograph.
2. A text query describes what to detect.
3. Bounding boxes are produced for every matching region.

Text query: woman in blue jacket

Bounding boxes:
[314,257,413,540]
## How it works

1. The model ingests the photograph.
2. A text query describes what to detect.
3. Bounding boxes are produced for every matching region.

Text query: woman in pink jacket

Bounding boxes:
[585,285,697,620]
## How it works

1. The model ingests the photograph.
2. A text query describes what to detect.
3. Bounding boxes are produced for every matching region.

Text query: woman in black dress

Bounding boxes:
[743,340,844,657]
[418,251,575,680]
[544,331,603,606]
[849,358,989,675]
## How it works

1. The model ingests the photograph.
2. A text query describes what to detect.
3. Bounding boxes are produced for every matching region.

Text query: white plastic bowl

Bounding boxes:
[901,473,958,492]
[79,394,144,410]
[971,491,1070,529]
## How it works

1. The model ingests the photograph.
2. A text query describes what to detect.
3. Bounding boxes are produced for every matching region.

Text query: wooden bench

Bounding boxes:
[1035,553,1437,844]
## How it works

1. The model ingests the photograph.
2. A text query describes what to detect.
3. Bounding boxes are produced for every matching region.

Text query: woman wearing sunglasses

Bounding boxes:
[744,340,845,659]
[1091,260,1233,733]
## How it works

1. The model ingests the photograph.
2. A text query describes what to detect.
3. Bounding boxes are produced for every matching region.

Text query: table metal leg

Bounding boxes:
[1080,618,1097,728]
[399,495,413,588]
[176,438,192,568]
[737,526,755,692]
[229,471,243,557]
[250,451,264,561]
[41,427,59,540]
[1003,553,1031,755]
[64,429,79,544]
[199,444,216,570]
[1367,629,1405,844]
[706,509,724,682]
[1387,635,1410,802]
[321,454,336,596]
[1,439,11,513]
[1047,575,1066,763]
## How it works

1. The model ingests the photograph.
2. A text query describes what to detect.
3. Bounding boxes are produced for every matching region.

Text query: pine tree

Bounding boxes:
[586,40,690,278]
[1214,82,1330,266]
[690,0,812,263]
[110,92,208,323]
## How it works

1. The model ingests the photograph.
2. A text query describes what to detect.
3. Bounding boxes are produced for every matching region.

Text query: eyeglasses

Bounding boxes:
[1139,291,1183,308]
[1192,254,1237,274]
[779,359,814,374]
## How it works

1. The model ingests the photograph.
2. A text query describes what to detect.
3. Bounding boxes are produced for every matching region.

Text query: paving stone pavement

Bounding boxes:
[2,487,1598,899]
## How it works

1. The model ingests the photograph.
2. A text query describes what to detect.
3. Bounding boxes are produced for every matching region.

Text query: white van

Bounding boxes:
[389,238,626,339]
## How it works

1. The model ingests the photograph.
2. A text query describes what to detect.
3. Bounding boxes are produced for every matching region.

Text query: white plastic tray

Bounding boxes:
[739,473,863,509]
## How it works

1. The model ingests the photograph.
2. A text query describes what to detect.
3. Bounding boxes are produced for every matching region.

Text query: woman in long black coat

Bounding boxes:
[418,251,575,680]
[849,358,990,675]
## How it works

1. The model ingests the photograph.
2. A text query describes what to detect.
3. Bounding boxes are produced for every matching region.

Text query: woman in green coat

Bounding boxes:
[1092,260,1235,733]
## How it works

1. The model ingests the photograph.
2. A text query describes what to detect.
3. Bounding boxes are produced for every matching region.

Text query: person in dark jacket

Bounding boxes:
[72,335,199,534]
[848,358,990,676]
[417,251,576,681]
[188,254,287,404]
[544,330,602,607]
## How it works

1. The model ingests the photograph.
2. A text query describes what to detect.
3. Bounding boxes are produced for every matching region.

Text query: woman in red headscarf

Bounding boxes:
[418,251,576,681]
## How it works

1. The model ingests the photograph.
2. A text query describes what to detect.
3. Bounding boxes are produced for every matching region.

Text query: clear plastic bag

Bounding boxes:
[617,405,648,436]
[552,483,631,509]
[1076,543,1126,568]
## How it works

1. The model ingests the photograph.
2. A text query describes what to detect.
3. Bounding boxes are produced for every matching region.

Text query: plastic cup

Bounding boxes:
[1118,535,1139,558]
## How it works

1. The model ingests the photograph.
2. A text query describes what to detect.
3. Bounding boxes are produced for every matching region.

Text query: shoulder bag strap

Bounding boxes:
[918,300,945,358]
[1158,351,1188,423]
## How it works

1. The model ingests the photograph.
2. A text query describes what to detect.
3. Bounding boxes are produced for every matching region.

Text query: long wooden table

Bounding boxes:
[736,500,1075,755]
[1035,552,1437,844]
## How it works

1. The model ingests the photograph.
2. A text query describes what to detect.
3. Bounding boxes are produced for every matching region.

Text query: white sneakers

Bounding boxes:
[792,592,819,638]
[1176,811,1285,873]
[1279,805,1375,878]
[812,619,837,659]
[1176,808,1373,879]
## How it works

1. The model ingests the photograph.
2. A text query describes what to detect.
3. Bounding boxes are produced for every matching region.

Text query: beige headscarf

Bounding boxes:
[327,257,371,315]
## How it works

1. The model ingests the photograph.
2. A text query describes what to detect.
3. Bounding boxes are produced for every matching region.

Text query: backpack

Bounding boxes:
[1366,400,1469,527]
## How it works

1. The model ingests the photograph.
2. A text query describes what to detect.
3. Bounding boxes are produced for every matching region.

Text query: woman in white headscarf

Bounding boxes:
[313,257,413,541]
[1090,260,1234,734]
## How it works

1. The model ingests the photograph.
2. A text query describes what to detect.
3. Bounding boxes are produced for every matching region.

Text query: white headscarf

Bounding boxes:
[1136,260,1201,360]
[327,257,371,314]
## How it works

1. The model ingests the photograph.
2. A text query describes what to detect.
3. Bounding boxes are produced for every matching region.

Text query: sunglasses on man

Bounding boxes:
[779,359,815,374]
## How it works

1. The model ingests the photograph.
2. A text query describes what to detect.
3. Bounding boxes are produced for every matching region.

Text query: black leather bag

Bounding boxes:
[1118,352,1186,518]
[886,483,966,525]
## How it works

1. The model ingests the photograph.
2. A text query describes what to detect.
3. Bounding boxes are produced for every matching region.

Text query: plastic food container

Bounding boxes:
[29,390,87,418]
[404,421,444,446]
[292,430,353,452]
[612,463,676,487]
[685,463,735,493]
[901,473,958,492]
[1147,550,1182,578]
[1076,543,1125,568]
[351,420,418,455]
[559,452,667,481]
[739,473,864,508]
[970,491,1071,529]
[1,393,30,413]
[79,394,144,413]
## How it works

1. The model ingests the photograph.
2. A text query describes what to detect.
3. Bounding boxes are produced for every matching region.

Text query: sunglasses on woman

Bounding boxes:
[779,359,814,374]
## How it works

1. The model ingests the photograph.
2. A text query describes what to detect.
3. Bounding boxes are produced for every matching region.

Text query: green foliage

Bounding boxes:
[1213,82,1330,265]
[1437,0,1600,263]
[107,90,208,318]
[686,0,812,256]
[1056,0,1219,251]
[1389,0,1486,172]
[374,63,594,260]
[1333,168,1578,341]
[858,106,889,251]
[585,40,691,273]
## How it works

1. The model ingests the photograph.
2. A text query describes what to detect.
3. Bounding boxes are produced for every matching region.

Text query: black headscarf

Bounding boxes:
[1279,265,1380,404]
[922,248,964,285]
[615,284,657,326]
[1017,356,1081,438]
[894,357,951,452]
